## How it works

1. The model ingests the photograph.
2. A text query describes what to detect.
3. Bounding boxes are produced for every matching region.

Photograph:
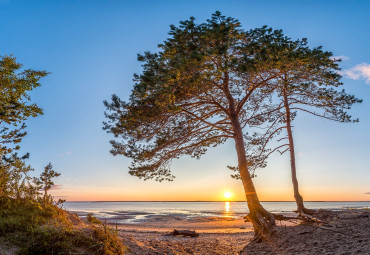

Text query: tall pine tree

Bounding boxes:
[104,13,279,237]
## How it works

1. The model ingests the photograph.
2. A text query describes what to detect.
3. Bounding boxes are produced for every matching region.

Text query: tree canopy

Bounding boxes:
[104,12,360,237]
[104,13,277,182]
[246,28,362,215]
[0,55,48,199]
[104,12,286,236]
[0,55,47,156]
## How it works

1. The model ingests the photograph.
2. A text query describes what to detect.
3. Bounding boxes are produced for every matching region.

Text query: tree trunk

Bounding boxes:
[282,86,313,215]
[222,71,274,239]
[232,115,275,239]
[44,183,47,208]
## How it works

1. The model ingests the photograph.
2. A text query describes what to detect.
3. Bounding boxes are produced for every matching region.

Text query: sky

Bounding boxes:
[1,0,369,201]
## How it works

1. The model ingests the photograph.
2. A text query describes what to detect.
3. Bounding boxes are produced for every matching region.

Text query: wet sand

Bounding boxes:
[117,216,255,255]
[116,210,369,255]
[116,214,293,254]
[117,216,255,234]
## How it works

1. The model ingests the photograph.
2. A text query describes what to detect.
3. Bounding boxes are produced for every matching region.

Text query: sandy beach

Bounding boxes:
[117,216,256,254]
[116,210,369,255]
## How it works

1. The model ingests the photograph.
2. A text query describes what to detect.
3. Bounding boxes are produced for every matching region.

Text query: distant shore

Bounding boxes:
[66,200,370,202]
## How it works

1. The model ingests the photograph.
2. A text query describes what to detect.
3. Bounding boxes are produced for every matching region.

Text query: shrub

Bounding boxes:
[87,212,102,224]
[0,198,125,254]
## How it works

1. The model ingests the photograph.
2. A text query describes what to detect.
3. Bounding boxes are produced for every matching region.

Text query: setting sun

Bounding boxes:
[224,191,232,199]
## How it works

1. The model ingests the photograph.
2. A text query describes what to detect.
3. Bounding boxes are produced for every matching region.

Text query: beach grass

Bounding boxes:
[0,198,126,254]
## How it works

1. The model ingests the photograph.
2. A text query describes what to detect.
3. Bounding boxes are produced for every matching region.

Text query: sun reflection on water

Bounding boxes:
[225,201,230,213]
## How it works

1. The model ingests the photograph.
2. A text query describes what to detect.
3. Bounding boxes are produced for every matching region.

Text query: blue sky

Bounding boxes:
[1,0,369,201]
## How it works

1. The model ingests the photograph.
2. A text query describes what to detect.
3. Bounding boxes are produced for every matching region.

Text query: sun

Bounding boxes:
[224,191,232,200]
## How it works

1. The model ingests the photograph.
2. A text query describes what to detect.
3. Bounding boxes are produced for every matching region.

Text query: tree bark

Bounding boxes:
[222,71,275,239]
[232,116,275,238]
[44,181,47,208]
[282,85,313,215]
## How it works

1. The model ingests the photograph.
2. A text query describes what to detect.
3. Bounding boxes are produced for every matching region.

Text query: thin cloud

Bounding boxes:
[365,192,370,194]
[331,55,349,61]
[341,63,370,84]
[50,184,63,191]
[59,151,72,157]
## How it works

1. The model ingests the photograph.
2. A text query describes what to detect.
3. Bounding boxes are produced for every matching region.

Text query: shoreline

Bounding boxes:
[66,201,370,227]
[113,214,297,234]
[115,209,369,255]
[65,200,370,203]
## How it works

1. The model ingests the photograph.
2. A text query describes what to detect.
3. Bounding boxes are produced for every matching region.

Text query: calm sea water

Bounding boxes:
[63,201,369,224]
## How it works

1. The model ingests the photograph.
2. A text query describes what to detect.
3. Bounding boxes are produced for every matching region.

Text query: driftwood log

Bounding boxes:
[170,229,199,237]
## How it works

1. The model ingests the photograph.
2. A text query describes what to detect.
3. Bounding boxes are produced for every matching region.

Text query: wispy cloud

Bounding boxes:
[59,151,72,157]
[331,55,349,61]
[341,63,370,84]
[365,192,370,195]
[50,184,63,191]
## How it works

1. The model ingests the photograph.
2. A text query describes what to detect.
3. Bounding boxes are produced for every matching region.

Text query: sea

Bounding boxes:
[63,201,369,224]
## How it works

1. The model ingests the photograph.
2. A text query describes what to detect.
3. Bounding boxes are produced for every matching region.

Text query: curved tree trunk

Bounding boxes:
[282,86,314,216]
[232,116,275,238]
[223,71,275,239]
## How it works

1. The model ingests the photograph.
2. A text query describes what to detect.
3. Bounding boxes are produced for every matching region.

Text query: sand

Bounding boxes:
[117,214,293,254]
[240,210,370,255]
[117,210,370,255]
[117,216,256,254]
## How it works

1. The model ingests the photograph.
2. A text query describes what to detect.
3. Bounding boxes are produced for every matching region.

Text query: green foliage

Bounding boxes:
[24,225,125,255]
[87,212,103,224]
[0,158,60,209]
[0,164,124,254]
[0,54,125,254]
[104,12,361,186]
[39,163,61,192]
[0,198,125,255]
[0,55,47,199]
[0,198,46,236]
[246,27,363,158]
[0,55,47,157]
[104,12,276,181]
[0,153,36,200]
[92,224,126,255]
[33,162,61,208]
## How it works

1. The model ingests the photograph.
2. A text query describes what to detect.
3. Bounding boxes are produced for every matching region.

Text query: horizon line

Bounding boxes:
[64,200,370,203]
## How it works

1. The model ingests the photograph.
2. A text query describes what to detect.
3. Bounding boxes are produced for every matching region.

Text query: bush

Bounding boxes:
[87,212,102,224]
[0,198,126,254]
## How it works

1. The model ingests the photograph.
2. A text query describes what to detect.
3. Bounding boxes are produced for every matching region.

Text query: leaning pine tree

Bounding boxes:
[104,13,281,237]
[250,27,362,216]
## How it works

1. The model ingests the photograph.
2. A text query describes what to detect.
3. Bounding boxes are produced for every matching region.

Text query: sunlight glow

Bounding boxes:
[224,191,232,199]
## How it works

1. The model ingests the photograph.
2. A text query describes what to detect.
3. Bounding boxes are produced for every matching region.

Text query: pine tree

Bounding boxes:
[39,163,60,207]
[0,55,47,197]
[250,27,362,215]
[104,12,281,237]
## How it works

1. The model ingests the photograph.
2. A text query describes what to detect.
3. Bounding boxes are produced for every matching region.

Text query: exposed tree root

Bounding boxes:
[296,206,316,216]
[317,226,344,234]
[272,211,336,229]
[294,194,316,217]
[244,205,276,242]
